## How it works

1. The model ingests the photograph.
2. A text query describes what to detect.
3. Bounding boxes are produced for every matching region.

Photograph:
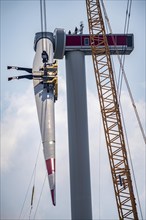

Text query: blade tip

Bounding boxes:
[51,189,56,206]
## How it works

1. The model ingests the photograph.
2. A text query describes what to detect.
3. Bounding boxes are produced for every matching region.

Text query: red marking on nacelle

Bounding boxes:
[66,34,129,47]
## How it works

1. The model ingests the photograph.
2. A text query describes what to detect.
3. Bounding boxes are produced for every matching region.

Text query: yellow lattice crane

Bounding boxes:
[86,0,139,219]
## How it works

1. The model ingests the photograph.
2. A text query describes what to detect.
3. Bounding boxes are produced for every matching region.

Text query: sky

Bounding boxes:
[0,0,146,220]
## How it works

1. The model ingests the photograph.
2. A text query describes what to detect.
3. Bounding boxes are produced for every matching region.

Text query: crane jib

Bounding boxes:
[86,0,139,219]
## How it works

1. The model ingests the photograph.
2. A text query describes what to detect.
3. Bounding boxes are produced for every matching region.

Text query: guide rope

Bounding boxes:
[33,173,47,219]
[29,185,35,220]
[28,158,37,220]
[19,142,41,219]
[101,0,146,145]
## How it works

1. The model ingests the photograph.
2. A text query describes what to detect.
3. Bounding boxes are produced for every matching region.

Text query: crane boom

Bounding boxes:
[86,0,139,219]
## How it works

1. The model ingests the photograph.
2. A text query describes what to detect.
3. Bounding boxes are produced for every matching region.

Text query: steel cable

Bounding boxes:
[18,142,41,219]
[117,0,132,99]
[101,0,146,145]
[101,1,144,219]
[40,0,48,53]
[19,2,49,219]
[33,173,47,219]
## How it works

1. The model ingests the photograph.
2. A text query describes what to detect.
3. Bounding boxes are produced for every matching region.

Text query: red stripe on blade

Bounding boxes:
[46,158,55,175]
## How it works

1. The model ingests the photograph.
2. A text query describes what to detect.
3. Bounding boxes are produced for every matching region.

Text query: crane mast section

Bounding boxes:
[86,0,138,219]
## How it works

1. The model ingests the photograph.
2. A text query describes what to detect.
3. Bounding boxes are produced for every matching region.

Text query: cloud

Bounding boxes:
[1,71,145,219]
[1,84,39,171]
[1,76,72,219]
[86,87,146,219]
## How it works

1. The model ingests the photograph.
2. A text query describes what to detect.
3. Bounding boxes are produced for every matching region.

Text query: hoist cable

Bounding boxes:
[100,0,146,145]
[40,0,47,53]
[117,0,132,99]
[43,0,47,33]
[116,61,144,220]
[98,115,101,220]
[18,142,41,219]
[117,0,129,94]
[19,2,49,219]
[40,0,43,34]
[19,0,46,211]
[121,107,144,220]
[125,0,132,34]
[124,0,130,33]
[40,0,44,52]
[101,1,145,218]
[115,89,144,220]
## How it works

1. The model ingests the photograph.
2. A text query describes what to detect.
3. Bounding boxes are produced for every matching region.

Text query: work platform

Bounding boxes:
[65,34,134,55]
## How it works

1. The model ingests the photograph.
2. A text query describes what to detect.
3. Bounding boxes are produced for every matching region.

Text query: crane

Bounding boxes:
[86,0,139,219]
[6,0,143,218]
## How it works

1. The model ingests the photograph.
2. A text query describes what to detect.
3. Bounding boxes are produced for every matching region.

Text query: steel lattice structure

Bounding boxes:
[86,0,139,219]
